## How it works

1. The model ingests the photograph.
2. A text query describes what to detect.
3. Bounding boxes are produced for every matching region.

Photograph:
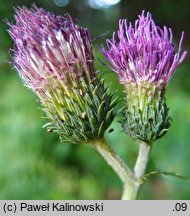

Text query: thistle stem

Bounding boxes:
[93,139,138,200]
[134,142,151,179]
[92,140,151,200]
[122,142,151,199]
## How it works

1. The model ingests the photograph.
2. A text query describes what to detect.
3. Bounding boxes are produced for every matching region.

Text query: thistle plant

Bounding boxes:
[101,11,187,198]
[8,6,187,200]
[8,5,115,144]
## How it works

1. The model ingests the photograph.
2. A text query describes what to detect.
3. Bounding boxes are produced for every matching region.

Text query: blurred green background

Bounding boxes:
[0,0,190,199]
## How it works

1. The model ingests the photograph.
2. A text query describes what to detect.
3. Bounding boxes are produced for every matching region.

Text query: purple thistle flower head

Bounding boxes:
[7,5,115,144]
[8,4,95,95]
[101,11,187,88]
[101,11,187,143]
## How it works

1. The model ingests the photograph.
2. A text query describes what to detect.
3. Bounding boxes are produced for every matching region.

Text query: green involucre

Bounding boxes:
[122,82,171,144]
[43,75,116,144]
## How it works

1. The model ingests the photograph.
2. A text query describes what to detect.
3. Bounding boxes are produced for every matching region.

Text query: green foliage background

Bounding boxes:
[0,0,190,199]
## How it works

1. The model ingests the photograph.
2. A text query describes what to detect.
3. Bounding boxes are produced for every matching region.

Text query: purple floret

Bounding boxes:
[101,11,187,87]
[8,5,95,93]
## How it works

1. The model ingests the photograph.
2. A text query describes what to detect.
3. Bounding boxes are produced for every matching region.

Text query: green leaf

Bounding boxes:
[141,170,190,183]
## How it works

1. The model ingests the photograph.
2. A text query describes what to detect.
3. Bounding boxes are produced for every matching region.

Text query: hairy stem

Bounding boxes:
[92,139,138,200]
[134,142,151,179]
[122,142,151,199]
[91,140,151,200]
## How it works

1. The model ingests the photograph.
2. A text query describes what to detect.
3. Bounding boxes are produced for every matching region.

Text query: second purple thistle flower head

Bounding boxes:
[101,11,187,88]
[102,11,187,144]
